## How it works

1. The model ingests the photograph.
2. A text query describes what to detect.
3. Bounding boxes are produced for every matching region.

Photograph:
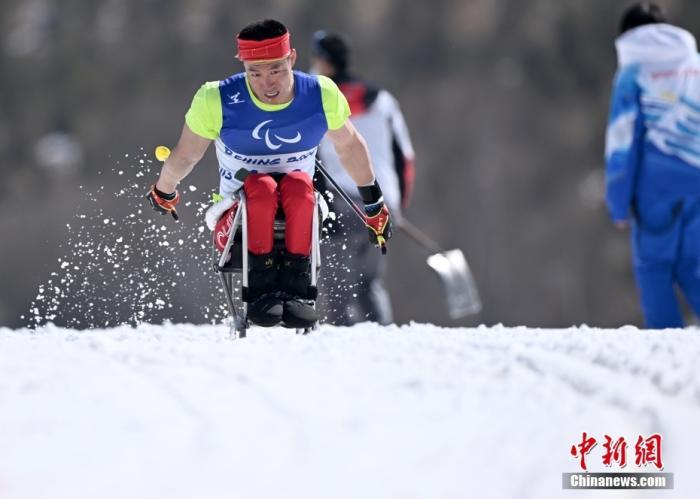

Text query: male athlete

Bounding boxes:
[146,19,392,328]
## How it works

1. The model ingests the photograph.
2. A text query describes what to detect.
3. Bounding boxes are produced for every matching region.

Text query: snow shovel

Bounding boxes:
[397,218,482,319]
[314,158,481,320]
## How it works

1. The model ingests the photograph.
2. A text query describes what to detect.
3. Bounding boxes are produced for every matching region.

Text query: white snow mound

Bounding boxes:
[1,323,699,499]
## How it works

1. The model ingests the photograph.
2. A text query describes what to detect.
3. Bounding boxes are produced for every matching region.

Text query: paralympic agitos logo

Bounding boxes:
[252,120,302,151]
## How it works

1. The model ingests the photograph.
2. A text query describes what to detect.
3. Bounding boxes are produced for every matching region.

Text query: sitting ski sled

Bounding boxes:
[207,185,328,338]
[151,145,392,339]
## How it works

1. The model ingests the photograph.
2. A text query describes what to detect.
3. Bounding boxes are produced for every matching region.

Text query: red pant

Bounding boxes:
[241,171,315,256]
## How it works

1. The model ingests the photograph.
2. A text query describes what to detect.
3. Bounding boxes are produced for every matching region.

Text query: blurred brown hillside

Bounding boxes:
[2,0,699,328]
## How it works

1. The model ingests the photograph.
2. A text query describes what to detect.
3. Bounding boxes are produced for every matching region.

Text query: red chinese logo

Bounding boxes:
[570,432,597,471]
[635,434,664,470]
[571,433,664,471]
[602,435,628,468]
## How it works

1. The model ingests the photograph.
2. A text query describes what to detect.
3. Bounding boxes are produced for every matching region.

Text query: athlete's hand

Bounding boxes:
[358,181,392,253]
[364,202,392,252]
[146,184,180,221]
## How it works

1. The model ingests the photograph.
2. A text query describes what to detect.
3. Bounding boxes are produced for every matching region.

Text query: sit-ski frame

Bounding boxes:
[214,191,322,338]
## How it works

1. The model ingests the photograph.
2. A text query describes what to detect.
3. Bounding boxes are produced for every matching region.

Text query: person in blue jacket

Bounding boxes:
[606,3,700,328]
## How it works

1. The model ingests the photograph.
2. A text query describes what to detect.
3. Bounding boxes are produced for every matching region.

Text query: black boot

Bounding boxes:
[246,252,283,327]
[279,252,319,328]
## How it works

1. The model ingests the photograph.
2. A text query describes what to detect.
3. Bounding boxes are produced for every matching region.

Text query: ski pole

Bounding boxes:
[314,158,387,255]
[314,158,365,220]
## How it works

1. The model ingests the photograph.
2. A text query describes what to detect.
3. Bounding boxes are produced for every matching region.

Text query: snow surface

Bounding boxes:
[1,323,699,499]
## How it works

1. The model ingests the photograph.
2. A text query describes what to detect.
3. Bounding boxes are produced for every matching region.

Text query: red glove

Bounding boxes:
[365,203,392,250]
[146,185,180,220]
[358,181,392,253]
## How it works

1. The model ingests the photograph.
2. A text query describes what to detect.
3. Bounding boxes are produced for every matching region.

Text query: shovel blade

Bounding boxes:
[426,249,481,319]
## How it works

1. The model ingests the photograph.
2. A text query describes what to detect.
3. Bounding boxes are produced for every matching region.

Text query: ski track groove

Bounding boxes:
[85,338,217,457]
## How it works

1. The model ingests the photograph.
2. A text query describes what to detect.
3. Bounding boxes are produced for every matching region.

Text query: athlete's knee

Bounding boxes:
[279,171,314,201]
[244,173,278,201]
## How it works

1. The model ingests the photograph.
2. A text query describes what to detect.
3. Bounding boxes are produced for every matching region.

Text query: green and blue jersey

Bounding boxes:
[185,71,350,197]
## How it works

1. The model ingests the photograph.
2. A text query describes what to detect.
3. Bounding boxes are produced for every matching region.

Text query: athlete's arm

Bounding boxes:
[325,120,375,187]
[155,124,212,193]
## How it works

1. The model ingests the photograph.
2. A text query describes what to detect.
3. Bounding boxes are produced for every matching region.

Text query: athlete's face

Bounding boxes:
[244,49,297,105]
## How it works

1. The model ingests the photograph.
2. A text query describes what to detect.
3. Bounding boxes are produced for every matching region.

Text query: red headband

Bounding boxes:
[236,32,291,61]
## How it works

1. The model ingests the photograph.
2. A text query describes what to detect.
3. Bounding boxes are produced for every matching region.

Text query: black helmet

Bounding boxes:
[311,30,349,72]
[619,2,666,35]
